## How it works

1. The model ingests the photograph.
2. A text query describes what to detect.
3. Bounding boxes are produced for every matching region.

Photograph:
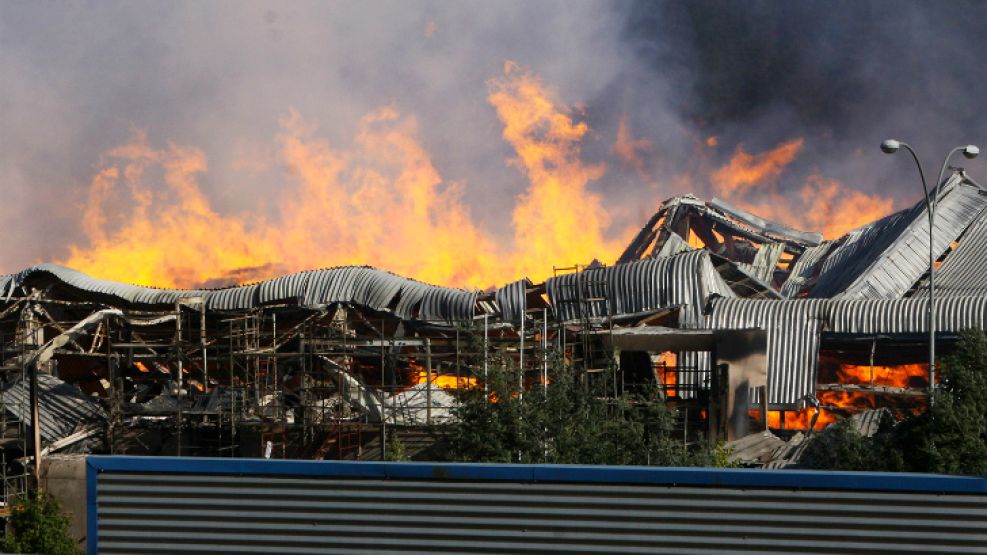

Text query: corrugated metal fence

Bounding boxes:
[87,457,987,554]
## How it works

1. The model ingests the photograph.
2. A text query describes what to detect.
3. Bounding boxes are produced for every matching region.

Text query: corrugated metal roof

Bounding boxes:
[934,208,987,297]
[2,373,105,443]
[3,264,476,324]
[779,241,835,298]
[709,197,823,246]
[494,278,531,323]
[546,251,736,326]
[707,296,987,408]
[811,174,987,299]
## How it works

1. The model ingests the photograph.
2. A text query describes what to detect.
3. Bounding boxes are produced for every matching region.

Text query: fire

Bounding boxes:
[838,363,929,389]
[711,139,894,240]
[413,371,480,390]
[61,63,628,290]
[756,364,930,431]
[762,407,838,430]
[488,62,628,280]
[711,139,804,196]
[613,114,654,179]
[796,176,895,239]
[655,351,677,397]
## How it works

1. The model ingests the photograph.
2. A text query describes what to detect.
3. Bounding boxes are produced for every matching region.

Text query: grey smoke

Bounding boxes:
[1,1,985,274]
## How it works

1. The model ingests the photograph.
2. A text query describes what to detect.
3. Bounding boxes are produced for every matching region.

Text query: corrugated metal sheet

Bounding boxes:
[707,298,831,408]
[546,251,736,326]
[935,208,987,297]
[494,278,531,323]
[2,373,105,443]
[707,296,987,407]
[90,459,987,554]
[2,264,476,324]
[779,241,834,298]
[811,174,987,299]
[709,197,823,246]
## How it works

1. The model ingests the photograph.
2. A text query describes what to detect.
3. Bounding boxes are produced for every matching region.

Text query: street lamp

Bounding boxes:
[880,140,979,396]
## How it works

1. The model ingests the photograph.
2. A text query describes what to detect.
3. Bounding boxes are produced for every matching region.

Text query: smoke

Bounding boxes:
[618,1,987,193]
[2,1,986,285]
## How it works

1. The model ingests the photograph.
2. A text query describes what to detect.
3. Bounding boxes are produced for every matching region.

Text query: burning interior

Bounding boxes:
[2,170,987,502]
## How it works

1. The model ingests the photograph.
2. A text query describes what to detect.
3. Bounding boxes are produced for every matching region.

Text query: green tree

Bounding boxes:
[3,493,81,555]
[800,419,883,471]
[890,328,987,474]
[443,362,706,466]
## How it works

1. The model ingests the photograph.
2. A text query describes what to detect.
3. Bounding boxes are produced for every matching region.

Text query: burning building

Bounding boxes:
[1,169,986,502]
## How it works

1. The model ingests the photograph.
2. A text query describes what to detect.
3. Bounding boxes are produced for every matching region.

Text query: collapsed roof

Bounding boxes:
[1,172,986,413]
[618,171,987,300]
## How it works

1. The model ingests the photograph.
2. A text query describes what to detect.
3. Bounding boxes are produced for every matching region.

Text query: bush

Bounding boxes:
[442,363,709,466]
[3,493,80,555]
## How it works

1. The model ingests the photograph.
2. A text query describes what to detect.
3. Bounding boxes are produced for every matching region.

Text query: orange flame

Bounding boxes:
[612,114,654,179]
[655,351,677,397]
[413,371,480,390]
[838,363,929,389]
[760,407,838,430]
[61,64,627,290]
[489,62,628,279]
[711,140,894,240]
[711,139,804,196]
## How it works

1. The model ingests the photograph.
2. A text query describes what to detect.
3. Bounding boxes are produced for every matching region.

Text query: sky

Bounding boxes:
[2,1,986,288]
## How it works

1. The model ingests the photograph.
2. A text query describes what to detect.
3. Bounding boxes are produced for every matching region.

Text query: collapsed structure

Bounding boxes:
[2,171,986,501]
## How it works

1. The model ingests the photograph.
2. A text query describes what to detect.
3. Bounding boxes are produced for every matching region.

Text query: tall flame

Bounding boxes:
[62,64,626,289]
[489,62,626,277]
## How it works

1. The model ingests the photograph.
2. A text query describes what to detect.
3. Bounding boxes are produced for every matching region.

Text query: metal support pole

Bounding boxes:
[201,303,208,393]
[519,312,525,400]
[380,328,386,460]
[29,360,40,489]
[425,338,433,425]
[891,143,973,398]
[175,302,182,456]
[483,315,488,392]
[542,308,548,393]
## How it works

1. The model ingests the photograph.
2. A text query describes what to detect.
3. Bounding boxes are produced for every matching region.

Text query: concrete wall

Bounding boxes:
[40,454,88,550]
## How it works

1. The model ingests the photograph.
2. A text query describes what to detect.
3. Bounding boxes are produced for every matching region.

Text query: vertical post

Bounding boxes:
[29,359,40,489]
[542,308,548,393]
[380,328,386,461]
[201,303,208,393]
[518,312,525,401]
[107,319,114,455]
[869,338,876,386]
[483,314,488,392]
[175,302,182,456]
[425,338,432,425]
[928,207,936,396]
[229,319,235,456]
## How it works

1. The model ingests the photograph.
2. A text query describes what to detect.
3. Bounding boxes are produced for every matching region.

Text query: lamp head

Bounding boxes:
[963,145,980,159]
[881,139,901,154]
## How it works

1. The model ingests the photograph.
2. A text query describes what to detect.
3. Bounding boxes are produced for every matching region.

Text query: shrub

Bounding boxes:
[3,493,80,555]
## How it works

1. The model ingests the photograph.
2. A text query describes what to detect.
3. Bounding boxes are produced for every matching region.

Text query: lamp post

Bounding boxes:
[880,140,979,395]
